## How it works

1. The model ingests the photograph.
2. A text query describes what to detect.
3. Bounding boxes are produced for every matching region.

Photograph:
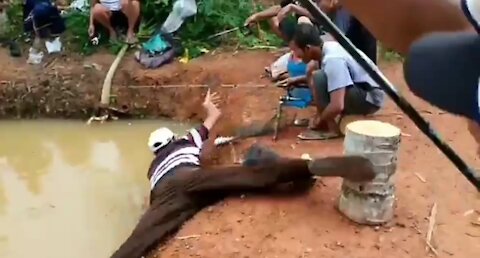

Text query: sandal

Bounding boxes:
[297,129,342,141]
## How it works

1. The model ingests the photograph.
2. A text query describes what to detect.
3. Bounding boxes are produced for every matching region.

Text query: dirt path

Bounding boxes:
[0,48,479,258]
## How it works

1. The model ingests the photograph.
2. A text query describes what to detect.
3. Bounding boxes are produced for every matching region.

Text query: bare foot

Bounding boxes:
[126,31,138,44]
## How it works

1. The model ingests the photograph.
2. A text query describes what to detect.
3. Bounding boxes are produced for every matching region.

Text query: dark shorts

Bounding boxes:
[312,70,380,115]
[279,17,297,42]
[108,10,140,32]
[332,8,377,64]
[279,16,324,42]
[23,0,66,38]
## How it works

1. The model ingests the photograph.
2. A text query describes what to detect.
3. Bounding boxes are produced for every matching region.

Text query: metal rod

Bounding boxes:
[273,99,284,141]
[298,0,479,190]
[122,84,273,88]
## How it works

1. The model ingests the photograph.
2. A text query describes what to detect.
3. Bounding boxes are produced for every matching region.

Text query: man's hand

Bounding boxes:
[276,75,308,89]
[202,89,222,120]
[277,4,293,22]
[88,23,95,37]
[244,14,258,27]
[308,114,329,130]
[319,0,340,14]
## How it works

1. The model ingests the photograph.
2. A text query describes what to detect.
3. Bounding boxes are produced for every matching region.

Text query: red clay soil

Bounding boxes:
[0,48,479,258]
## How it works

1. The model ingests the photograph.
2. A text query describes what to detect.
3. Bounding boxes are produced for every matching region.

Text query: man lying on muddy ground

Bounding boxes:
[285,17,385,141]
[110,89,377,258]
[88,0,140,43]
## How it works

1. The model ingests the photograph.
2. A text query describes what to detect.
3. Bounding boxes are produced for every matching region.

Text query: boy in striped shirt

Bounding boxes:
[111,90,377,258]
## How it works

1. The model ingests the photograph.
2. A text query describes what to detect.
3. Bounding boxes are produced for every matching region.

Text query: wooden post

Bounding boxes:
[338,120,401,225]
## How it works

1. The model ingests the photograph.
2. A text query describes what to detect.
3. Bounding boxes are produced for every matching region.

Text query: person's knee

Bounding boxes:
[92,3,109,18]
[121,0,140,11]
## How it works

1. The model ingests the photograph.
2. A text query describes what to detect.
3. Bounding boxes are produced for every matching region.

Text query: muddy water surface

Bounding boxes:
[0,120,192,258]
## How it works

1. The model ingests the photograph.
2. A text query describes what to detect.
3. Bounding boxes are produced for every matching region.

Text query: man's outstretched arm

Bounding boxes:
[185,90,222,149]
[335,0,474,54]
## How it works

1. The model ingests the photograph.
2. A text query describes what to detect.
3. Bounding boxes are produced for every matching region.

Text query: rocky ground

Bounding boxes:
[0,48,479,258]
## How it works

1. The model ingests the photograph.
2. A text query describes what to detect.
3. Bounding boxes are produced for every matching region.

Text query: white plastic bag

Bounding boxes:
[161,0,197,34]
[270,52,291,79]
[45,37,62,54]
[70,0,89,11]
[27,47,44,64]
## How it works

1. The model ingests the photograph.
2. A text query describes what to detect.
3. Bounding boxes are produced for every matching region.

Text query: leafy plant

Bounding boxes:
[2,0,282,58]
[4,0,23,38]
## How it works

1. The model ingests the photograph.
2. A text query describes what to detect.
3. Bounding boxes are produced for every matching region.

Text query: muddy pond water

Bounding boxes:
[0,120,193,258]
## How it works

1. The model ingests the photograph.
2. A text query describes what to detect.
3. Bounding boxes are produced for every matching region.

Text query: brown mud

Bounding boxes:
[0,48,479,258]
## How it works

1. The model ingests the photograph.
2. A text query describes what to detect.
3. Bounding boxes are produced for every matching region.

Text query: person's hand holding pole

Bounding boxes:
[244,13,259,27]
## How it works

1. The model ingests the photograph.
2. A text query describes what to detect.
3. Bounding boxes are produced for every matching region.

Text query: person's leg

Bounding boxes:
[342,84,380,115]
[120,0,140,43]
[347,17,378,64]
[91,3,116,40]
[300,69,341,139]
[110,178,200,258]
[308,70,329,116]
[332,7,353,34]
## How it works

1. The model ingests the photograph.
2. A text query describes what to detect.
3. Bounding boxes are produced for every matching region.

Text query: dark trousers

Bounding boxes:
[110,159,312,258]
[333,8,377,64]
[312,70,380,115]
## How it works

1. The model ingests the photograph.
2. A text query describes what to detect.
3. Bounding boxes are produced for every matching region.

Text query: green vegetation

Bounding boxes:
[379,44,403,62]
[3,0,283,57]
[3,0,403,62]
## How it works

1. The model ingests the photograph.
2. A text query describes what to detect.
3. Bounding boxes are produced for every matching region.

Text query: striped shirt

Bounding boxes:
[147,125,209,189]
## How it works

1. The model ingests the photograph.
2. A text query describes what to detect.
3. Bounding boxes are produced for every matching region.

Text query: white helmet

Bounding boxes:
[148,127,175,153]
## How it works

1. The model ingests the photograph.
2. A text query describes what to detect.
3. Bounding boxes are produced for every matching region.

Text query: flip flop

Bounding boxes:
[297,130,342,141]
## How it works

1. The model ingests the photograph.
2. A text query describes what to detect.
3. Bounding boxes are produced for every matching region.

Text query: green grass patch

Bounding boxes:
[3,0,283,58]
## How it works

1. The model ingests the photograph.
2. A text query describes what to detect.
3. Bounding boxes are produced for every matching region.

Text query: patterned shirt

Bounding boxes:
[147,125,209,189]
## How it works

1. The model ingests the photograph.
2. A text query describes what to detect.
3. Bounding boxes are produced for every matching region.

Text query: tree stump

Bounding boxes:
[338,120,401,225]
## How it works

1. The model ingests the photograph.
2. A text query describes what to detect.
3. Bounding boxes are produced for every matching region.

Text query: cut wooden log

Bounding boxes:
[338,120,401,225]
[339,115,369,135]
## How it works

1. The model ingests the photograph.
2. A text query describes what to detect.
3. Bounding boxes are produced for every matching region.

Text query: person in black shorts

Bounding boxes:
[244,0,323,43]
[88,0,141,43]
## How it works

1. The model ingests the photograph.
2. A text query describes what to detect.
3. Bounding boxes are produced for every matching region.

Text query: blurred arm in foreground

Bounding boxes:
[338,0,474,54]
[332,0,480,158]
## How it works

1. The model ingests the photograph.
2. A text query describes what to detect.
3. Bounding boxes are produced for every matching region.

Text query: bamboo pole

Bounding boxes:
[100,44,128,106]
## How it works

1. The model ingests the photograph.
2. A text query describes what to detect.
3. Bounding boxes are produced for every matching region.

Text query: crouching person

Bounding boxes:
[291,18,385,140]
[23,0,65,61]
[88,0,140,43]
[110,90,376,258]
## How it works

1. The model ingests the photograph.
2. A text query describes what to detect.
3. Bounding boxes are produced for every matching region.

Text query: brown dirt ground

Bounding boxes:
[0,48,479,258]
